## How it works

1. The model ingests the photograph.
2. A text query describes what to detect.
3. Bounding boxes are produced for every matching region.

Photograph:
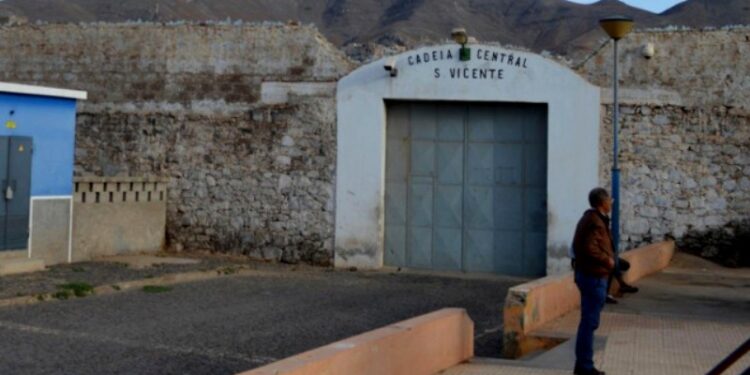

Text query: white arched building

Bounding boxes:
[334,44,600,277]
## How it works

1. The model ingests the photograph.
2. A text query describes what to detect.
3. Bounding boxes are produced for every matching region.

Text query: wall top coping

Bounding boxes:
[0,82,87,100]
[74,176,169,183]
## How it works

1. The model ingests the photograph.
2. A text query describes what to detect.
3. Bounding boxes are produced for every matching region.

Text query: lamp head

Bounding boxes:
[451,27,468,45]
[599,16,634,40]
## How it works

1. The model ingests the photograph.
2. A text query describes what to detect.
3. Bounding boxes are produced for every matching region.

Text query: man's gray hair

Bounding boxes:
[588,187,610,208]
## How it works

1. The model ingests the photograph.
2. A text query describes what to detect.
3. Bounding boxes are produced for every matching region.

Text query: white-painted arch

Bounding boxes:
[335,44,601,275]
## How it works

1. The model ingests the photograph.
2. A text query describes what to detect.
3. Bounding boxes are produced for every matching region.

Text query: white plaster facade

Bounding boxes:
[335,44,601,275]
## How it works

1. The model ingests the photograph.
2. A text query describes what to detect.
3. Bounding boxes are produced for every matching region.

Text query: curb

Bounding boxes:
[0,265,281,309]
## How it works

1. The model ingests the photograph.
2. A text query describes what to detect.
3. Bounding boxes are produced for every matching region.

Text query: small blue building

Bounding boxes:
[0,82,87,265]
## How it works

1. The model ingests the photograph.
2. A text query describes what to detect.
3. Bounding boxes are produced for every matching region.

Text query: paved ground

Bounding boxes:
[0,252,268,299]
[0,267,520,375]
[443,254,750,375]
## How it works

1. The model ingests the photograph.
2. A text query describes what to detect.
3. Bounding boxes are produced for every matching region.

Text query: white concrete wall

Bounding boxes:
[335,44,600,275]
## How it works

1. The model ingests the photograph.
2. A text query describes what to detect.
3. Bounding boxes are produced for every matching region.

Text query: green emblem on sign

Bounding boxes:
[5,120,16,129]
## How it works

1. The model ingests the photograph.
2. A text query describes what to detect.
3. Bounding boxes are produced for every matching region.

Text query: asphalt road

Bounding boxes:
[0,269,520,375]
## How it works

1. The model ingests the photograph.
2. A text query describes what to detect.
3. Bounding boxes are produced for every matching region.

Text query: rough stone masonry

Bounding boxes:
[578,27,750,265]
[0,22,746,267]
[0,23,354,264]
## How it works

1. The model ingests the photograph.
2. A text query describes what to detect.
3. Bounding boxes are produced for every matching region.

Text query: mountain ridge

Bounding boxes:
[0,0,747,57]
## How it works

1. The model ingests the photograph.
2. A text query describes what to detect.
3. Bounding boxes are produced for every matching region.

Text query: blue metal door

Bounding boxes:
[0,136,33,251]
[385,102,547,277]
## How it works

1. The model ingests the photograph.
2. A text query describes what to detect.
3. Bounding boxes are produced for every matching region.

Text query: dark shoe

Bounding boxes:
[618,257,631,271]
[619,284,639,293]
[606,295,618,304]
[574,365,606,375]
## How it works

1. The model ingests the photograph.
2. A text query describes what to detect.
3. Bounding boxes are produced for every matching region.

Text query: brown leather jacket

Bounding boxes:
[572,209,615,278]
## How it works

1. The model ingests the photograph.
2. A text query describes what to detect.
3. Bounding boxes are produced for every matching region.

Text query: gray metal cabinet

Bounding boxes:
[385,102,547,277]
[0,136,33,251]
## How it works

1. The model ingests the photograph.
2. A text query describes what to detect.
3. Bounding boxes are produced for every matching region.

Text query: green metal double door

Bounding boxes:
[0,136,33,251]
[384,102,547,277]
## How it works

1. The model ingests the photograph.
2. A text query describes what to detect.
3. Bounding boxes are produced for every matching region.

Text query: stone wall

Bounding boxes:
[581,27,750,109]
[578,28,750,260]
[0,22,746,267]
[0,23,354,263]
[0,23,349,105]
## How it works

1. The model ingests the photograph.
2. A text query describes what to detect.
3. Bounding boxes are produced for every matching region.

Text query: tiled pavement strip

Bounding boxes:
[442,265,750,375]
[445,313,750,374]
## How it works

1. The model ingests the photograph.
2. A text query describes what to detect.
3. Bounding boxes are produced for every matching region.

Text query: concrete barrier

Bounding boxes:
[503,241,675,358]
[619,241,675,285]
[237,308,474,375]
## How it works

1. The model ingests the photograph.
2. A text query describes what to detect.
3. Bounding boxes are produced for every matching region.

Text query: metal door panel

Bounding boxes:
[467,143,494,185]
[385,183,407,226]
[410,141,435,177]
[494,144,523,186]
[411,104,437,140]
[435,185,462,228]
[5,137,32,250]
[0,138,8,250]
[437,107,464,141]
[464,229,494,272]
[494,231,523,275]
[436,143,463,184]
[386,103,411,139]
[465,186,493,229]
[384,225,406,266]
[408,227,433,268]
[524,143,547,187]
[523,110,547,142]
[386,137,409,181]
[494,187,523,231]
[433,228,462,271]
[494,110,525,142]
[408,183,433,227]
[468,106,495,141]
[385,102,547,277]
[525,187,547,231]
[384,103,409,267]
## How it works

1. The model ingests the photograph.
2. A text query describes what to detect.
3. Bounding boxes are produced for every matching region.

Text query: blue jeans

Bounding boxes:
[575,271,608,371]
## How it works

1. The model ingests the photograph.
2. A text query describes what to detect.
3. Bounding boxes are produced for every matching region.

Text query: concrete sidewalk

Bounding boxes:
[442,255,750,375]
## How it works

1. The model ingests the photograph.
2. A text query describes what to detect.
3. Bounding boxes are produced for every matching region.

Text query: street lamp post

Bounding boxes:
[599,16,634,253]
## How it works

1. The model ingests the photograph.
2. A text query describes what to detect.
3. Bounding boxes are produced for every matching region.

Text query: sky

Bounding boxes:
[566,0,687,13]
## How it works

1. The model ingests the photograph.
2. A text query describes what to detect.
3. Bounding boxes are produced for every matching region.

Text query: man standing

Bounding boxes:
[572,188,616,375]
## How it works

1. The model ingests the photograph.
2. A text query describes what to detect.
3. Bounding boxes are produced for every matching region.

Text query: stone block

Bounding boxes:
[684,178,698,189]
[275,155,292,167]
[261,82,337,105]
[653,115,670,126]
[708,197,727,210]
[700,176,718,187]
[278,175,293,192]
[640,207,660,218]
[625,218,650,235]
[673,225,688,238]
[281,135,295,147]
[689,197,705,209]
[705,216,725,227]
